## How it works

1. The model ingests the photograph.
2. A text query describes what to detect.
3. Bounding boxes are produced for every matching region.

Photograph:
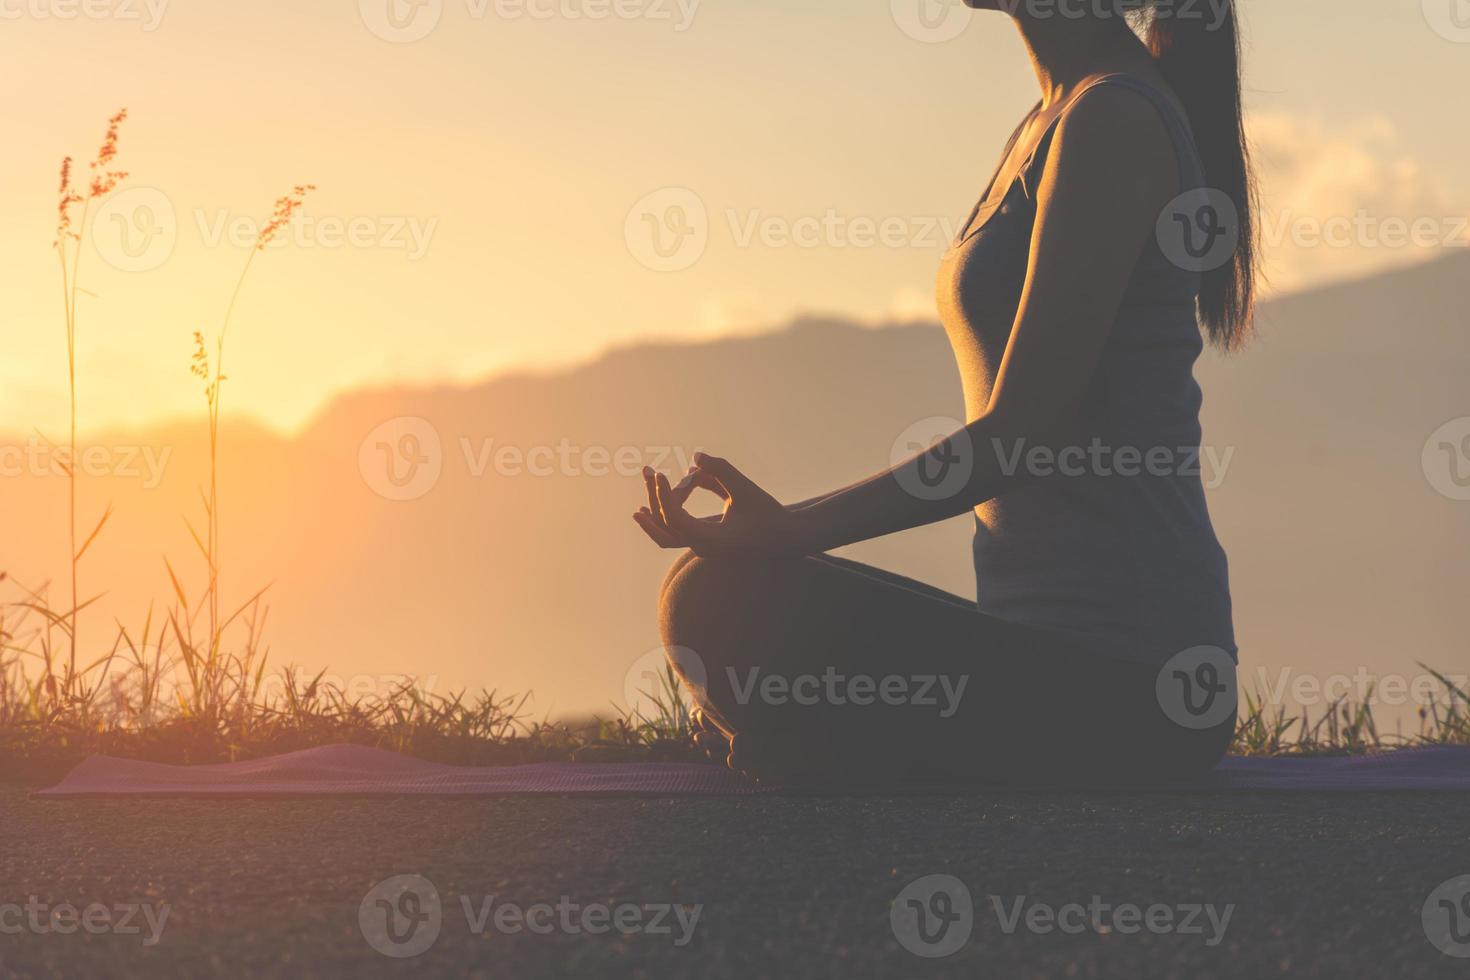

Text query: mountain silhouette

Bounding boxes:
[4,253,1468,720]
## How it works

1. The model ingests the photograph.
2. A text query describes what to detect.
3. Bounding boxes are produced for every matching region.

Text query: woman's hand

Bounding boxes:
[633,453,810,557]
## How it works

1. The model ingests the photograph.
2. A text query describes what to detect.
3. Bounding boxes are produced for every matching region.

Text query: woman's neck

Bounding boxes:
[1013,12,1157,109]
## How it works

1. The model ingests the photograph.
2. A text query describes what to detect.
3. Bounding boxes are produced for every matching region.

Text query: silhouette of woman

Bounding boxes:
[635,0,1255,784]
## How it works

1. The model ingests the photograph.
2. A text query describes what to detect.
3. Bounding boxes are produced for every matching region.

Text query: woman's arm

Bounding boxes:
[639,85,1183,557]
[792,85,1184,552]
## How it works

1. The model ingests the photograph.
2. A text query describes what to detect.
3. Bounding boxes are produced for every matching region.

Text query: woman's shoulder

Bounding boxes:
[1063,72,1185,143]
[1023,74,1185,200]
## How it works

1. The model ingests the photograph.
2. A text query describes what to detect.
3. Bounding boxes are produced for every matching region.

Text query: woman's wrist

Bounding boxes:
[784,501,832,556]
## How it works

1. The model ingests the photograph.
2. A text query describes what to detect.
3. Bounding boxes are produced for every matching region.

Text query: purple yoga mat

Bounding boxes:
[34,744,770,797]
[1210,746,1470,790]
[33,743,1470,797]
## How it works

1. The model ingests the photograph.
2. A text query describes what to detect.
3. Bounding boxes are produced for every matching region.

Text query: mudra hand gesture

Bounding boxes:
[634,453,805,558]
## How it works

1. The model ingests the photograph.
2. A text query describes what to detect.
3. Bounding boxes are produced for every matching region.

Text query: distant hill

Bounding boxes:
[4,253,1468,721]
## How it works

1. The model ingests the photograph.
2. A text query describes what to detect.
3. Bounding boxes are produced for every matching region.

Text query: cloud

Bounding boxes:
[695,293,792,337]
[1249,110,1470,293]
[882,285,937,325]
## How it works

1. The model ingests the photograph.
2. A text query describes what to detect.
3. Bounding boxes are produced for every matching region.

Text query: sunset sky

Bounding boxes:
[4,0,1468,436]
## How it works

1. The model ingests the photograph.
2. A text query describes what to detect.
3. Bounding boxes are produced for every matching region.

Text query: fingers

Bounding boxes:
[646,465,711,524]
[673,467,728,501]
[633,508,684,548]
[657,472,722,554]
[654,473,692,532]
[690,452,757,501]
[642,467,663,521]
[640,461,726,551]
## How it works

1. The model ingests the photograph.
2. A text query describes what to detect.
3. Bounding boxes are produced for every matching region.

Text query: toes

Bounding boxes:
[728,728,859,785]
[692,731,729,761]
[729,732,792,782]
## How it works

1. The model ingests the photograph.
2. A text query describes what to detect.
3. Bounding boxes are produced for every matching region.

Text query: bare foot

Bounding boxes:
[728,728,852,785]
[690,708,731,763]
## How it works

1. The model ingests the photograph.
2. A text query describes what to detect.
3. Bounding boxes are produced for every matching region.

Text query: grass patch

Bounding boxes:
[3,632,1469,784]
[0,639,706,784]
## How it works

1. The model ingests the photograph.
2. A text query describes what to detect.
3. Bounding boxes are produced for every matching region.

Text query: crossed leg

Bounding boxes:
[659,551,1233,784]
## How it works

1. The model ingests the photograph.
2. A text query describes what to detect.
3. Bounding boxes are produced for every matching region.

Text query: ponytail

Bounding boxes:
[1144,0,1258,351]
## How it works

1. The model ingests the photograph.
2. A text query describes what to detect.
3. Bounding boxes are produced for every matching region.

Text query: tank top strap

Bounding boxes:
[1019,72,1207,195]
[1086,73,1206,190]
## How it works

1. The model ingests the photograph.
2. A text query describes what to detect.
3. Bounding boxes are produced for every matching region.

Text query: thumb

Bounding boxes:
[693,453,758,500]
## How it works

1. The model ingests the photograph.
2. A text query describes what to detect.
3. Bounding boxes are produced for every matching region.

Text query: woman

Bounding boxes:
[634,0,1255,784]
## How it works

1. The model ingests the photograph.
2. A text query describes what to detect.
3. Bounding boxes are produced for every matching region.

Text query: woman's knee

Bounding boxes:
[658,550,701,608]
[657,554,808,718]
[659,553,781,649]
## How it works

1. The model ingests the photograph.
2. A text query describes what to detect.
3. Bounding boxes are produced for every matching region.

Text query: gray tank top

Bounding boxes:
[935,73,1236,665]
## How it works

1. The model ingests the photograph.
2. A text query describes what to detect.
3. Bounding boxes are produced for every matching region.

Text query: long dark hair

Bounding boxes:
[1143,0,1258,351]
